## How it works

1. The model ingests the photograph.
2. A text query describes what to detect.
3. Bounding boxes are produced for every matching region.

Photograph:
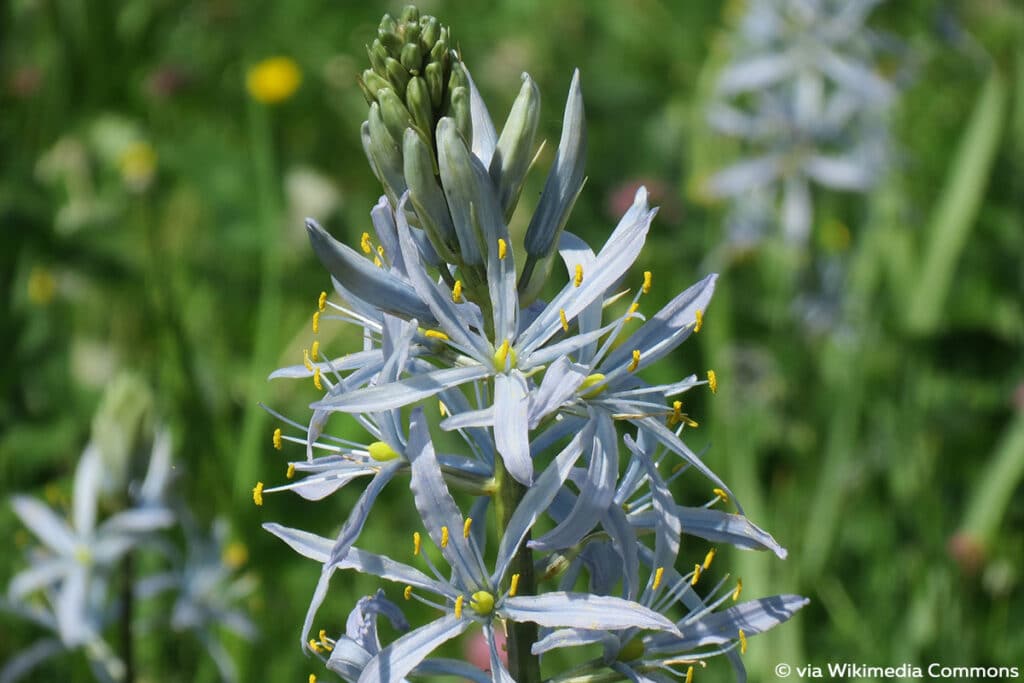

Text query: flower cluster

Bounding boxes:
[705,0,899,244]
[261,6,806,681]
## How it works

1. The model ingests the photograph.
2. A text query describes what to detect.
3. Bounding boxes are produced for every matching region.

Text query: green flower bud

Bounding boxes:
[377,87,415,145]
[425,62,444,109]
[405,76,434,139]
[400,42,423,74]
[365,104,407,202]
[437,117,485,265]
[384,57,409,97]
[490,73,541,221]
[449,85,472,149]
[398,4,419,23]
[404,129,459,263]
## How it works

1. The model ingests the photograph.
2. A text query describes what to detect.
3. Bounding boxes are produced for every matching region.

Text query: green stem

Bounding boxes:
[494,457,541,683]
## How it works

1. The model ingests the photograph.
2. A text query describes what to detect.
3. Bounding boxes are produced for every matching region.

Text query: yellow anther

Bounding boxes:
[454,594,464,618]
[413,532,421,556]
[498,238,507,260]
[559,309,569,332]
[252,482,264,507]
[273,428,283,450]
[738,628,747,654]
[313,368,323,391]
[373,256,382,268]
[303,349,314,372]
[440,526,449,548]
[493,339,516,369]
[425,329,450,341]
[463,518,473,538]
[310,675,318,683]
[691,563,703,586]
[360,232,372,254]
[311,340,320,361]
[627,302,640,319]
[573,264,584,287]
[703,548,716,570]
[312,311,321,334]
[685,665,694,683]
[377,244,385,257]
[308,639,322,654]
[652,566,665,591]
[404,585,413,600]
[669,400,684,426]
[452,280,463,303]
[707,370,718,394]
[642,271,652,294]
[318,290,327,311]
[713,487,729,504]
[628,349,641,372]
[579,373,608,398]
[732,578,743,601]
[368,441,400,462]
[438,400,449,417]
[286,463,295,479]
[509,573,520,597]
[470,590,495,615]
[319,629,332,650]
[694,309,704,333]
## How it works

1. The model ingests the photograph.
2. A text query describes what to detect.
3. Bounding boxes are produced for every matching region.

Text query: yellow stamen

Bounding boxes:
[628,349,641,372]
[440,526,449,548]
[703,548,716,570]
[627,302,640,319]
[713,487,729,504]
[573,264,583,287]
[739,629,747,654]
[652,566,665,591]
[509,573,520,597]
[691,563,702,586]
[360,232,372,254]
[273,428,283,450]
[377,244,385,257]
[694,309,704,333]
[310,674,317,683]
[732,578,743,601]
[498,238,507,260]
[707,370,718,394]
[252,481,264,506]
[318,290,327,311]
[373,256,382,268]
[669,401,683,426]
[308,639,322,654]
[368,441,400,461]
[463,518,473,538]
[286,463,295,479]
[413,532,421,556]
[559,309,569,332]
[319,629,333,651]
[312,311,321,334]
[685,665,694,683]
[313,367,323,391]
[438,400,449,417]
[404,585,413,600]
[452,280,463,303]
[642,271,652,294]
[311,340,320,361]
[303,349,314,372]
[454,594,464,618]
[425,329,449,341]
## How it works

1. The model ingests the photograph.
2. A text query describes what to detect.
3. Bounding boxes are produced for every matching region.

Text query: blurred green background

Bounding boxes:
[2,0,1023,681]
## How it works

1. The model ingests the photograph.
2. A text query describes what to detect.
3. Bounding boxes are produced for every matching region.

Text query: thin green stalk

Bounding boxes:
[959,412,1024,548]
[494,457,541,683]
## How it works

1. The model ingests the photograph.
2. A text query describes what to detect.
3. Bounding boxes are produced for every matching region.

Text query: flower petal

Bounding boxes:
[72,447,102,535]
[647,595,809,653]
[493,372,532,485]
[501,592,679,634]
[357,614,471,683]
[312,365,490,414]
[10,497,76,555]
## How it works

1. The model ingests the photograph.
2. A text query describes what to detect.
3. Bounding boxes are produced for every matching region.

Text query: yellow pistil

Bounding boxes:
[360,232,373,254]
[509,573,520,597]
[273,428,283,450]
[404,585,413,600]
[652,566,665,591]
[440,526,449,548]
[707,370,718,394]
[642,271,652,294]
[470,591,495,615]
[573,264,583,287]
[493,339,515,369]
[691,563,703,586]
[627,349,641,372]
[452,280,463,303]
[313,367,323,391]
[579,373,608,398]
[713,487,729,504]
[308,639,322,654]
[618,636,645,662]
[694,309,704,333]
[413,532,421,556]
[739,628,747,654]
[498,238,507,260]
[703,548,716,570]
[463,518,473,538]
[454,595,464,618]
[312,311,321,334]
[318,290,327,311]
[559,308,569,332]
[286,463,295,479]
[252,482,264,506]
[732,578,743,601]
[685,665,694,683]
[368,441,400,461]
[303,349,314,371]
[311,340,320,361]
[425,329,449,341]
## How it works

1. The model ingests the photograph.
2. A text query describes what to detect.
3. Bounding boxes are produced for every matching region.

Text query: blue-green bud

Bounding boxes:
[490,73,541,221]
[404,128,459,263]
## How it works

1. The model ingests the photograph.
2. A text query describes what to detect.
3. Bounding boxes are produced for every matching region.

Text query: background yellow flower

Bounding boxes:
[246,56,302,104]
